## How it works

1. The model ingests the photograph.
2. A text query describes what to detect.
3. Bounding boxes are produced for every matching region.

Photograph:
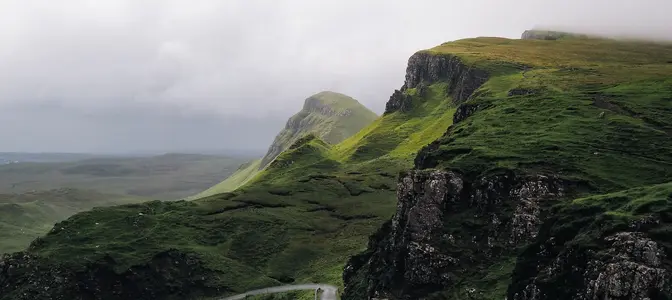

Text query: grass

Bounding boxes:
[190,159,262,200]
[3,35,672,300]
[0,188,144,254]
[340,36,672,299]
[194,91,378,199]
[4,80,457,299]
[257,91,378,169]
[420,37,672,192]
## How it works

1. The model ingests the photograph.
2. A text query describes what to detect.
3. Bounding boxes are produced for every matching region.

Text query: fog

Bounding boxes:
[1,0,670,153]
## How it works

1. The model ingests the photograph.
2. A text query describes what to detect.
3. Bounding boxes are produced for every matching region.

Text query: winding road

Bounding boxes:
[218,284,339,300]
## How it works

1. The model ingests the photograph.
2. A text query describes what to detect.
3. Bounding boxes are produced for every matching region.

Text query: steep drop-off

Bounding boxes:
[192,91,378,199]
[342,33,672,299]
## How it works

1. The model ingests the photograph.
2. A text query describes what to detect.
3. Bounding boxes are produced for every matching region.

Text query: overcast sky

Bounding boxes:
[1,0,670,153]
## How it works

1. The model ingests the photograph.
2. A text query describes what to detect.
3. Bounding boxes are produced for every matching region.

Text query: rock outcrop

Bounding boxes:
[508,221,671,300]
[384,52,489,114]
[342,169,569,299]
[0,250,217,300]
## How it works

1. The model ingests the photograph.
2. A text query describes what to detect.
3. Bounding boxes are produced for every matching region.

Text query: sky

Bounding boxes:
[0,0,670,153]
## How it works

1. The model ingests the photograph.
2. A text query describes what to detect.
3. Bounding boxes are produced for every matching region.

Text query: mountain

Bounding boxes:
[1,31,672,300]
[0,188,143,254]
[192,91,378,199]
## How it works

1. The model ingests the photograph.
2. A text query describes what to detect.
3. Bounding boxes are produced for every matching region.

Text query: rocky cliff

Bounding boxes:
[342,170,574,299]
[385,52,488,114]
[343,33,672,299]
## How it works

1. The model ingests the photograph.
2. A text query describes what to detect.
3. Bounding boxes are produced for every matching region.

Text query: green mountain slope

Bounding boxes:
[192,91,378,199]
[0,75,454,299]
[2,32,672,300]
[0,188,144,254]
[191,159,263,199]
[341,33,672,299]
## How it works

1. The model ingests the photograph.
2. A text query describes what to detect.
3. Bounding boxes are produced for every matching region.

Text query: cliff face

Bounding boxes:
[343,33,672,300]
[342,170,570,299]
[385,52,488,114]
[259,91,377,169]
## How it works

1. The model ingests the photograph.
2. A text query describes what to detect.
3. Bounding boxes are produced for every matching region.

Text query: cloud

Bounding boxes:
[0,0,670,152]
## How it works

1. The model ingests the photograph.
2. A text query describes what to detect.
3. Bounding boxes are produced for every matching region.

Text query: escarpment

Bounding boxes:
[385,52,489,114]
[342,170,572,299]
[344,32,672,300]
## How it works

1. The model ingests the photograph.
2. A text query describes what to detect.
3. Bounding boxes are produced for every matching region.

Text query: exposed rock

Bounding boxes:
[0,250,218,300]
[453,103,481,124]
[510,232,670,300]
[384,52,489,114]
[508,88,540,97]
[342,170,568,300]
[403,52,489,104]
[385,90,414,114]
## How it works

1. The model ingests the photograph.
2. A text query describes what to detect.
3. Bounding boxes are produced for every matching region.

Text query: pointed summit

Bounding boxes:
[258,91,377,169]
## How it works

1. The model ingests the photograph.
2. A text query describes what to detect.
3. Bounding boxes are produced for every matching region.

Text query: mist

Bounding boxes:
[1,0,670,153]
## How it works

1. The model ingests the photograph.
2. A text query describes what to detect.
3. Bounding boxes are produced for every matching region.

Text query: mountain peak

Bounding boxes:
[303,91,364,113]
[258,92,377,169]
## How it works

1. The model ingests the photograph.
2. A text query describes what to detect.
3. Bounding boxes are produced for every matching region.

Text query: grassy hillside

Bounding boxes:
[258,91,378,170]
[193,91,378,199]
[419,36,672,189]
[2,34,672,300]
[0,188,143,254]
[0,153,250,200]
[0,82,456,299]
[341,35,672,299]
[191,159,262,199]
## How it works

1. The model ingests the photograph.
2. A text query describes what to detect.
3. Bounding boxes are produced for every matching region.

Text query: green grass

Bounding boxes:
[341,36,672,299]
[6,82,456,299]
[420,37,672,191]
[257,91,378,170]
[194,91,378,199]
[190,159,262,200]
[0,188,144,254]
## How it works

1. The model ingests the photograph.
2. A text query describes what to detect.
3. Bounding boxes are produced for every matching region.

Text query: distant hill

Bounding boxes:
[0,152,104,164]
[191,91,378,199]
[0,153,249,200]
[0,188,143,254]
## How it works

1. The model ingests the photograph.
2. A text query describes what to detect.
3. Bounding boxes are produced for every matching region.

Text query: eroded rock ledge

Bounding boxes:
[385,52,489,114]
[342,169,568,299]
